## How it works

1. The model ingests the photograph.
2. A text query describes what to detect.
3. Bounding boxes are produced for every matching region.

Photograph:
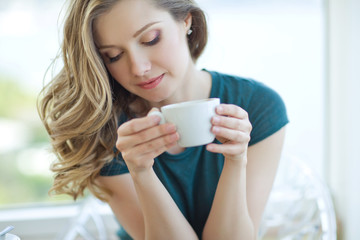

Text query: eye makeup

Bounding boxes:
[109,53,122,63]
[143,30,161,46]
[103,29,162,64]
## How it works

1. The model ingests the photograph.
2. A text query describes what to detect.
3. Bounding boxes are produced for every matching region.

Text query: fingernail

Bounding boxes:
[166,124,176,132]
[216,105,223,113]
[170,132,179,141]
[212,126,220,133]
[150,115,161,123]
[206,144,214,151]
[213,116,220,124]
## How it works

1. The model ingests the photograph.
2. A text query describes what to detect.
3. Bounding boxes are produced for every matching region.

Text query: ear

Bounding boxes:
[184,13,192,33]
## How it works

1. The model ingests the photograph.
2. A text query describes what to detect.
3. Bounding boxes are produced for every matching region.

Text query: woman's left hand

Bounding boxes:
[206,104,252,164]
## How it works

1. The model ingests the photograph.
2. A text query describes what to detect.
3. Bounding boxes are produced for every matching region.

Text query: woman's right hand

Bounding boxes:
[116,110,179,174]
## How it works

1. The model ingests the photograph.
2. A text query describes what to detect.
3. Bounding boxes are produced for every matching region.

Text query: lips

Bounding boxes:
[137,73,164,90]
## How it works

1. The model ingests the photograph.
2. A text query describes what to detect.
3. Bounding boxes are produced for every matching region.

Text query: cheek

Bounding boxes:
[107,63,129,86]
[156,34,189,70]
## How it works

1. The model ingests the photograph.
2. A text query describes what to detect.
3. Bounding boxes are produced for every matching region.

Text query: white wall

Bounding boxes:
[197,2,326,177]
[326,0,360,239]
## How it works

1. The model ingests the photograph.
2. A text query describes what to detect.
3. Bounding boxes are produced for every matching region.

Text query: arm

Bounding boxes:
[246,127,286,230]
[130,168,197,240]
[202,104,286,240]
[99,113,198,240]
[97,174,145,240]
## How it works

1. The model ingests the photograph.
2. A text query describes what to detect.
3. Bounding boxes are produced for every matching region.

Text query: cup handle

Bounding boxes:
[148,111,166,125]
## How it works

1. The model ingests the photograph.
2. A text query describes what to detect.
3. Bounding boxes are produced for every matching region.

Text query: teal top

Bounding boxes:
[100,70,289,239]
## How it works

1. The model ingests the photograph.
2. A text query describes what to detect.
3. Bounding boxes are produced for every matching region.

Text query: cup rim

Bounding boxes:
[161,98,219,110]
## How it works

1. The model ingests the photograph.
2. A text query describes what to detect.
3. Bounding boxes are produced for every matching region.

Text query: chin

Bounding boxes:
[145,91,173,104]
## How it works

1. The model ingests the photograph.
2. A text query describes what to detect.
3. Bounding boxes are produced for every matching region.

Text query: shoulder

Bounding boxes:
[207,70,283,107]
[207,70,256,94]
[207,70,289,145]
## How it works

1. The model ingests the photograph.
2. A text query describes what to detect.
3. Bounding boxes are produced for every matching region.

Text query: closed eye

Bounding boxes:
[143,31,160,46]
[105,31,160,63]
[109,53,122,63]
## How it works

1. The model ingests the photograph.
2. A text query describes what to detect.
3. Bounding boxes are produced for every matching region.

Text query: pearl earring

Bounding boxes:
[187,29,193,35]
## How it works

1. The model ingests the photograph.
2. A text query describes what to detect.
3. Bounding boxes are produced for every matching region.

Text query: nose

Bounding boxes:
[128,50,151,77]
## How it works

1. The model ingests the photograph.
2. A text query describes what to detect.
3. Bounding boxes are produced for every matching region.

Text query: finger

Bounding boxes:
[212,126,251,143]
[216,104,249,120]
[116,123,177,151]
[147,109,166,125]
[212,115,252,132]
[122,132,179,161]
[206,142,247,156]
[147,107,161,115]
[117,114,162,136]
[135,131,179,155]
[125,141,178,171]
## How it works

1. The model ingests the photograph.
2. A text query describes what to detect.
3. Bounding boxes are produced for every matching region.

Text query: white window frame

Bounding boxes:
[326,0,360,239]
[0,201,118,239]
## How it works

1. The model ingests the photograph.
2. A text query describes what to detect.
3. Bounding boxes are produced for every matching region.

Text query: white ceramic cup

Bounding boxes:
[149,98,220,147]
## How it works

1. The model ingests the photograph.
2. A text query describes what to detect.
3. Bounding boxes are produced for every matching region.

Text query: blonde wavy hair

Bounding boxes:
[38,0,208,201]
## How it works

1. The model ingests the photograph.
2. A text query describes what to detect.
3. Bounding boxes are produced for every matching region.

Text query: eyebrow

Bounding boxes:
[98,21,160,50]
[133,21,160,38]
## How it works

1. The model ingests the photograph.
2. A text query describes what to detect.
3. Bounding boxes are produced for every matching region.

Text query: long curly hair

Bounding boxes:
[38,0,208,201]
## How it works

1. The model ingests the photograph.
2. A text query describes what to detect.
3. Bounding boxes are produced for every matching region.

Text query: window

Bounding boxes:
[197,0,326,175]
[0,0,72,206]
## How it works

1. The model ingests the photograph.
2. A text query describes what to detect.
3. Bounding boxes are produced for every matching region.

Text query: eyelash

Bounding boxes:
[109,54,122,63]
[144,32,160,46]
[108,32,161,63]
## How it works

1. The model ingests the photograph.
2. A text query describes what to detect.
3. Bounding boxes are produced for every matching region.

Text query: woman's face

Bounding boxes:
[94,0,193,103]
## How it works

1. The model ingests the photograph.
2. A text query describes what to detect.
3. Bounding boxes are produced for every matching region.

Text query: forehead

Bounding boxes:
[93,0,172,45]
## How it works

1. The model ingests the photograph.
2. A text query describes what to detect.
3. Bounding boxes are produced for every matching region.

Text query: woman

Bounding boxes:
[38,0,288,239]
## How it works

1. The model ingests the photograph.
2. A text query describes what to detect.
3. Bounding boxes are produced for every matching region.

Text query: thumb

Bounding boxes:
[147,107,161,115]
[147,108,165,124]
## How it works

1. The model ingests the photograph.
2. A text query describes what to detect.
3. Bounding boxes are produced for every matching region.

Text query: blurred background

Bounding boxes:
[0,1,71,204]
[0,0,359,239]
